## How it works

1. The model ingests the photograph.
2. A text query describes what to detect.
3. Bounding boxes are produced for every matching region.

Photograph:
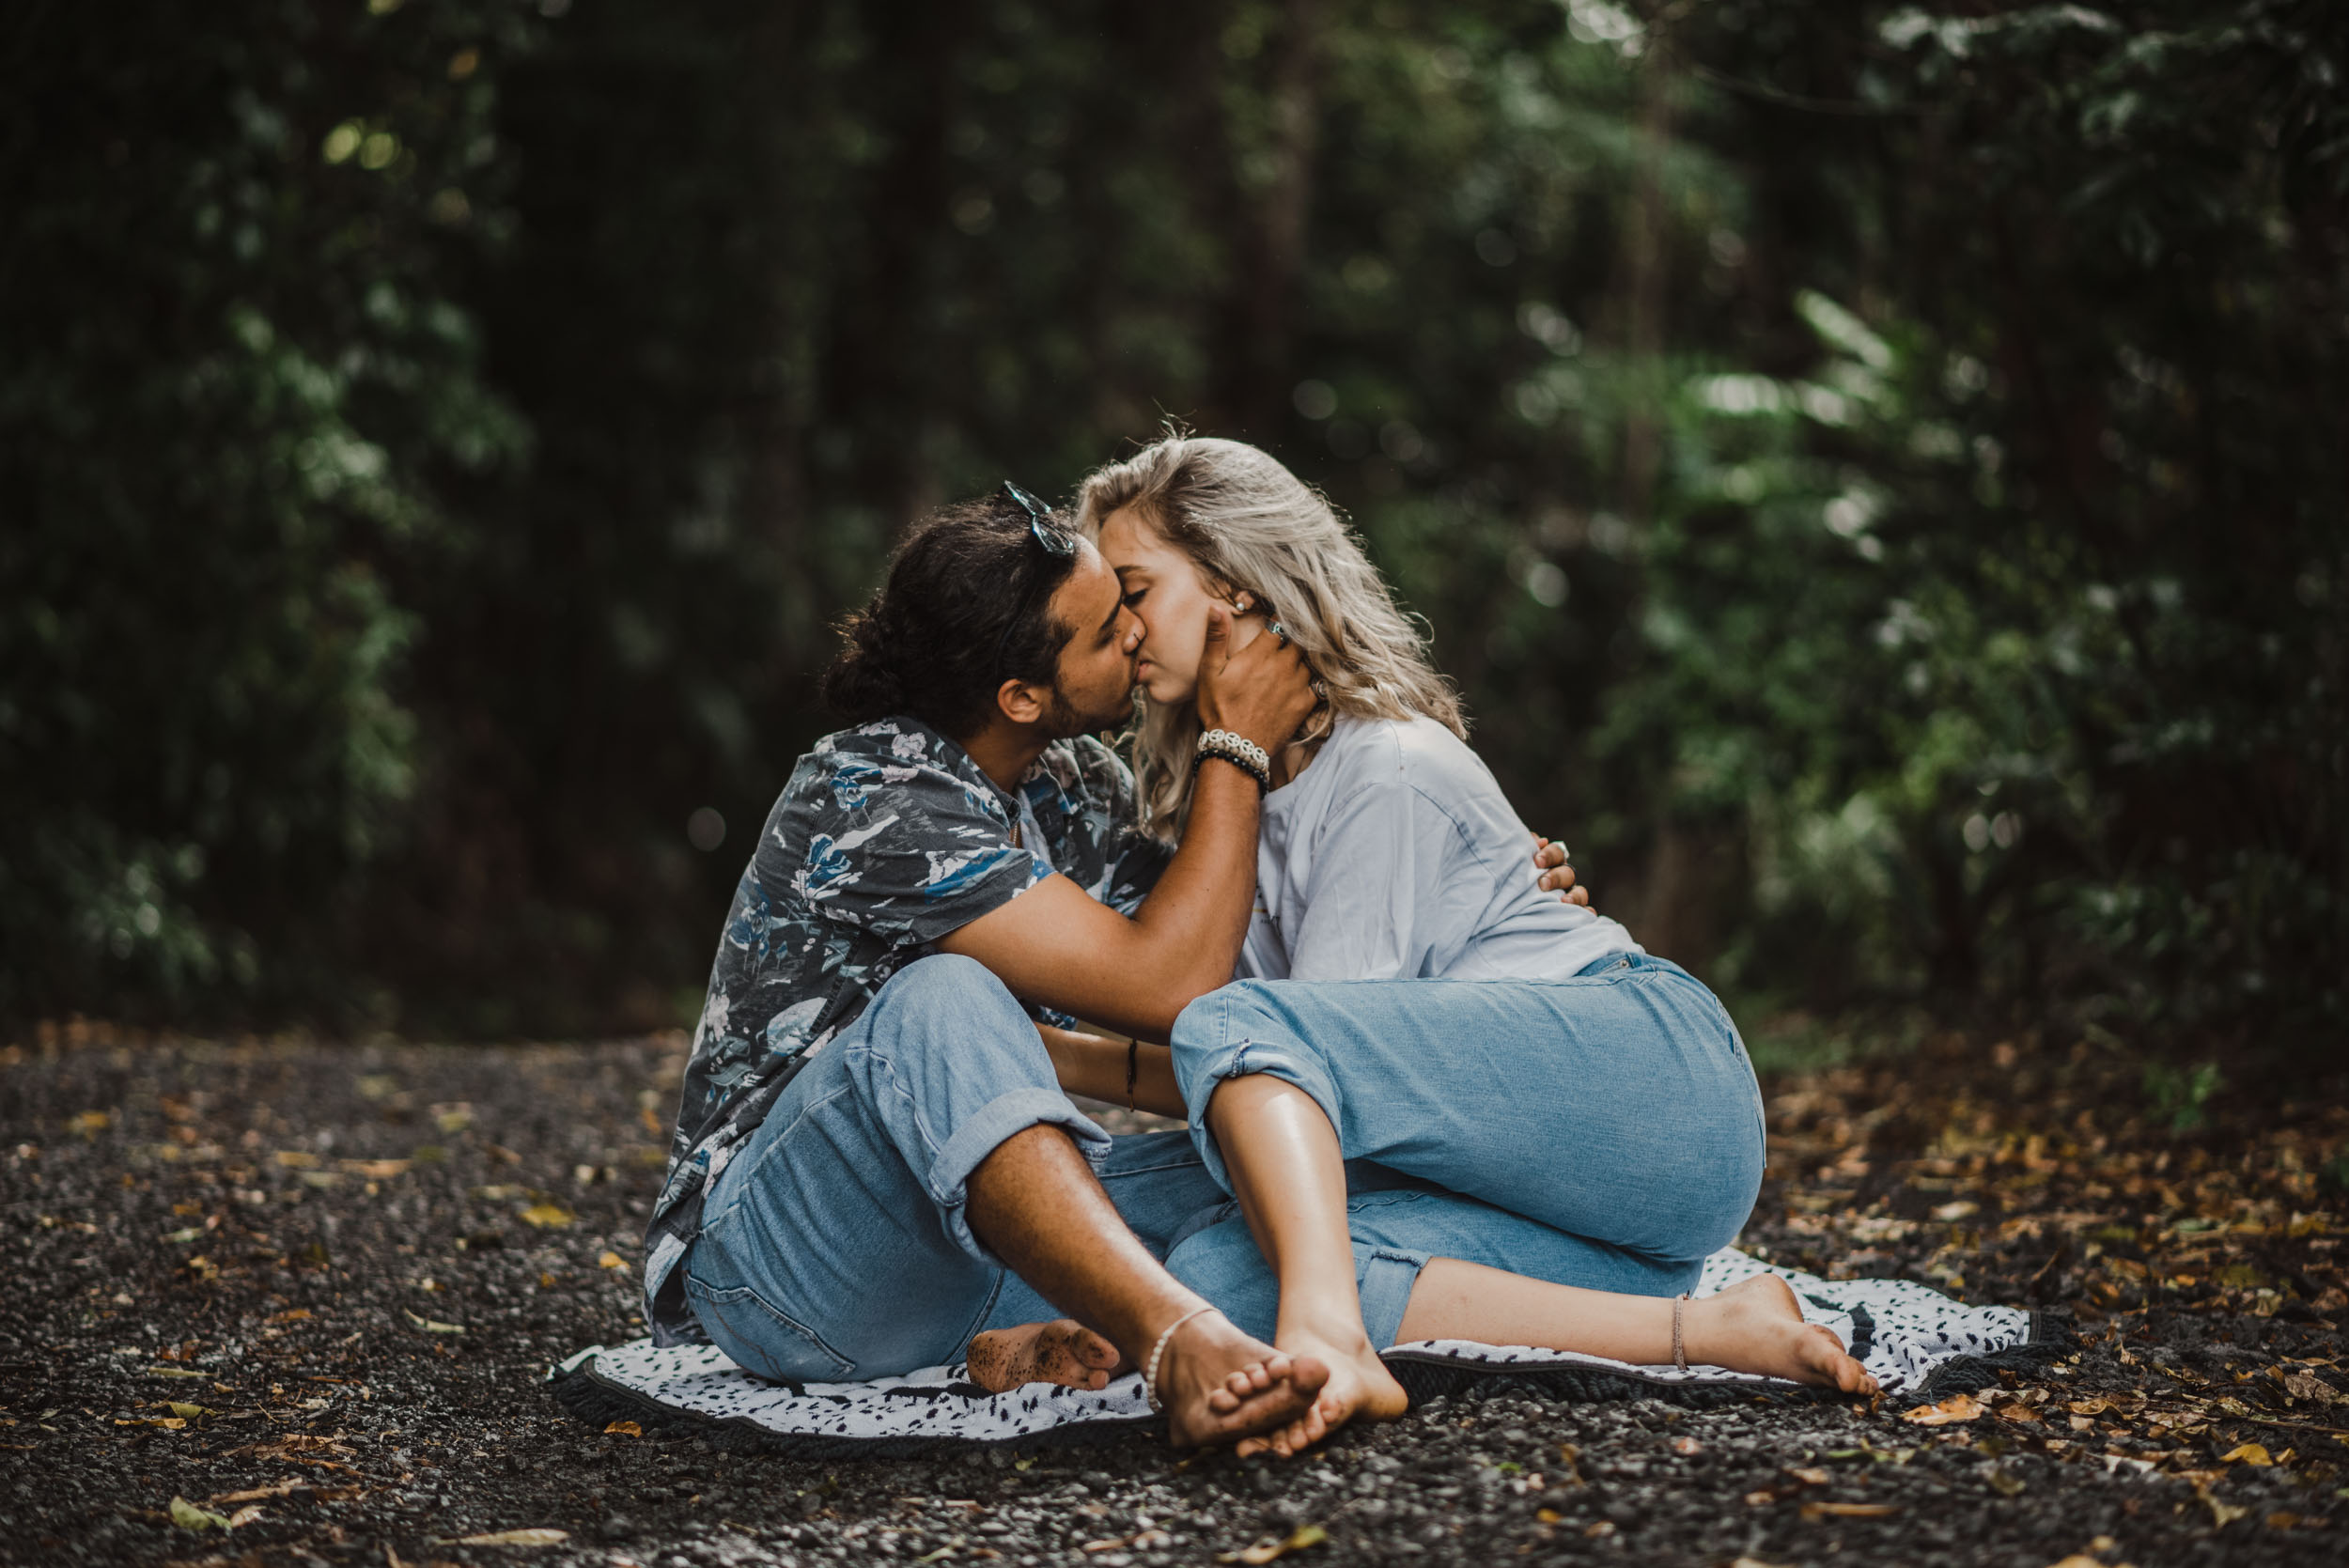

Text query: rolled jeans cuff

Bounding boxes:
[928,1088,1112,1264]
[1358,1245,1430,1350]
[1180,1040,1344,1194]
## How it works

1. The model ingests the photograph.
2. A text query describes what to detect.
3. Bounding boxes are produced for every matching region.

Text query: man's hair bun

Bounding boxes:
[820,606,910,722]
[817,493,1082,737]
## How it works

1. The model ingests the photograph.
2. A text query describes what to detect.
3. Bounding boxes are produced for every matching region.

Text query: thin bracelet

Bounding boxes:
[1125,1038,1140,1110]
[1143,1305,1217,1413]
[1672,1292,1690,1372]
[1193,749,1268,795]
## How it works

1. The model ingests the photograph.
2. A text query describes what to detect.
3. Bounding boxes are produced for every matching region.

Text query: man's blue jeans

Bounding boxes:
[683,954,1751,1384]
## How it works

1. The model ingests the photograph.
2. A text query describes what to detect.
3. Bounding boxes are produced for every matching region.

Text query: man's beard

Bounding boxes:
[1043,683,1138,738]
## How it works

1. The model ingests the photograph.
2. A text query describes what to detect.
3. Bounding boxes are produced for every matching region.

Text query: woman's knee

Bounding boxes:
[1170,981,1330,1109]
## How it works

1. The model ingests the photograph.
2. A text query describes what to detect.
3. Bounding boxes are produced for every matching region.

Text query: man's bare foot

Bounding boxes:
[966,1319,1124,1393]
[1153,1310,1331,1450]
[1686,1274,1879,1394]
[1234,1324,1408,1459]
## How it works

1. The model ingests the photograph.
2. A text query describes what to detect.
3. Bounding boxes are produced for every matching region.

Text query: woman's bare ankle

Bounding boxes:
[1276,1309,1377,1358]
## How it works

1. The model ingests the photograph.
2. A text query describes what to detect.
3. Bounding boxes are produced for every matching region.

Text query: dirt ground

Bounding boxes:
[3,1020,2343,1568]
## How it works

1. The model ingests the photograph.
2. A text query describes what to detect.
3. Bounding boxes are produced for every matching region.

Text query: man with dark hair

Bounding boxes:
[646,486,1334,1444]
[645,485,1575,1446]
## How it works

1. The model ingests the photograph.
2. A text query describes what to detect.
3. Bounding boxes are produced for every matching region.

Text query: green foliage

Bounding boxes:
[2143,1060,2225,1134]
[0,0,533,1019]
[3,0,2339,1043]
[1593,1,2348,1042]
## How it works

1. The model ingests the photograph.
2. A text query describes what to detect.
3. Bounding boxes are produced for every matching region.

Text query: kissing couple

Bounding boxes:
[644,433,1875,1456]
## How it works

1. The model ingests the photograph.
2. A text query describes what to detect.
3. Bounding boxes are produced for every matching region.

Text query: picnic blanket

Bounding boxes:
[548,1247,2059,1457]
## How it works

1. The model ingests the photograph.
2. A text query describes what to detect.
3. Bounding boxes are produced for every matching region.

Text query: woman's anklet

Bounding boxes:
[1672,1293,1690,1372]
[1143,1306,1217,1413]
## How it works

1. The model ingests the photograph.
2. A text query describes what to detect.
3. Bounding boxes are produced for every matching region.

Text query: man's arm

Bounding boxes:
[1036,1023,1185,1119]
[938,607,1313,1041]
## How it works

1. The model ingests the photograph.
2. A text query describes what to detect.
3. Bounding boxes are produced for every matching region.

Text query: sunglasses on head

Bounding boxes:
[993,480,1079,679]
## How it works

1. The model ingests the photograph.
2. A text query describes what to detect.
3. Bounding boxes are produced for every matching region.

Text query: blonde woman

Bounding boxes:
[1078,434,1875,1456]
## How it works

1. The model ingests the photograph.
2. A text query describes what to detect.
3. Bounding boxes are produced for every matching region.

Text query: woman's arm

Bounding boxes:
[1036,1022,1187,1121]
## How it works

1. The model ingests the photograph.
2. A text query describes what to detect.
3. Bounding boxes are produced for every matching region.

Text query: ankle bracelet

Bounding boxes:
[1672,1292,1690,1372]
[1142,1306,1216,1414]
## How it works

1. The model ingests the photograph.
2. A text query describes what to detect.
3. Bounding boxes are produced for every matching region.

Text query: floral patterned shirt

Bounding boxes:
[643,717,1171,1343]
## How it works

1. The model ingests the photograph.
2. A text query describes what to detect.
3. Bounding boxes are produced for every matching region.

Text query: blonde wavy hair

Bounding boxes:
[1075,434,1465,841]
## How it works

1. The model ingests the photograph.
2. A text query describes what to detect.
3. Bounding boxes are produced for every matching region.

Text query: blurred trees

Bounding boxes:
[3,0,2340,1048]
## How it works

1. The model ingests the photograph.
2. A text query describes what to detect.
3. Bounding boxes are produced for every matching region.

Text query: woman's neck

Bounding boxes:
[1268,732,1323,790]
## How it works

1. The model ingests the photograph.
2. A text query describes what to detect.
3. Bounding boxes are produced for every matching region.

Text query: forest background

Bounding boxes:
[4,0,2341,1078]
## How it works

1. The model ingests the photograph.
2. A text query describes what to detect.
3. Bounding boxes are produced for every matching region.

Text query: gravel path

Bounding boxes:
[3,1024,2341,1567]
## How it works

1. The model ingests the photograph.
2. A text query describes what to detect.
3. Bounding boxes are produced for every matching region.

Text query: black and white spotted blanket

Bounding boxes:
[548,1248,2055,1456]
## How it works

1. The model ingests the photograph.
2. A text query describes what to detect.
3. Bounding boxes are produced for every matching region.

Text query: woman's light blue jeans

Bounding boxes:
[1169,955,1767,1283]
[679,954,1723,1383]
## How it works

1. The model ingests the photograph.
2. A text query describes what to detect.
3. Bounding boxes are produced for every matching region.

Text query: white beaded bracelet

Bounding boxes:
[1143,1305,1216,1413]
[1195,728,1272,792]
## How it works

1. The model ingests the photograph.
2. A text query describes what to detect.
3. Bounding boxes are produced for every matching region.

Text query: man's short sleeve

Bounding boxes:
[792,735,1048,946]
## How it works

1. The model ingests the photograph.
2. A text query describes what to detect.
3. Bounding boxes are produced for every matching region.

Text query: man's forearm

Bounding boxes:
[1122,757,1262,1022]
[1038,1024,1186,1120]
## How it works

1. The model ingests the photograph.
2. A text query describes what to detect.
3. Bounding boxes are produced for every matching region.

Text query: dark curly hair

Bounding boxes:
[822,492,1082,737]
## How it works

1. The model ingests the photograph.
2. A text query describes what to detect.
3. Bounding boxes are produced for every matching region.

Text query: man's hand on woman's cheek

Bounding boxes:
[1532,835,1590,907]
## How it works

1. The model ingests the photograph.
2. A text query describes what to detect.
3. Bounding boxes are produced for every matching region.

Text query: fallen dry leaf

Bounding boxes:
[273,1150,319,1169]
[170,1496,231,1531]
[1902,1392,1983,1426]
[1783,1467,1831,1486]
[2281,1370,2343,1405]
[1800,1501,1902,1519]
[1219,1524,1327,1564]
[602,1421,642,1436]
[2221,1442,2273,1466]
[442,1528,569,1546]
[337,1158,411,1179]
[519,1203,573,1229]
[404,1309,465,1335]
[226,1505,264,1529]
[598,1250,627,1270]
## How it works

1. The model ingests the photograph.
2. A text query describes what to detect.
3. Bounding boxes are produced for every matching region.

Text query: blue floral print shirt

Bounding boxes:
[643,717,1171,1343]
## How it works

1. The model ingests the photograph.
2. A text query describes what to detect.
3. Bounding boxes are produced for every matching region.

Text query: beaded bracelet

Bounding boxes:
[1194,728,1271,794]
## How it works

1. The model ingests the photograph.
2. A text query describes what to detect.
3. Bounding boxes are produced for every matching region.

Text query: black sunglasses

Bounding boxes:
[992,480,1080,680]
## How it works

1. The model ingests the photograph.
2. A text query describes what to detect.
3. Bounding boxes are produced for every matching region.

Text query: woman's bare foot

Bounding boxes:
[1685,1274,1878,1394]
[1153,1310,1332,1450]
[966,1319,1124,1393]
[1235,1324,1409,1459]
